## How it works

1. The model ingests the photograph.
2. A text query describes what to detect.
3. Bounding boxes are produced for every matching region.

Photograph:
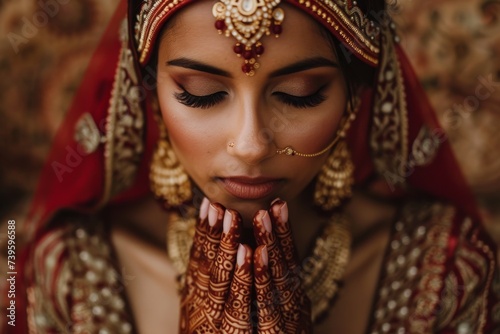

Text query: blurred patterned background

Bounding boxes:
[0,0,499,243]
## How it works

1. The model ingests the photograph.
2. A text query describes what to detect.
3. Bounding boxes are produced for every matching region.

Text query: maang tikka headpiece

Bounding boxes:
[134,0,382,69]
[212,0,285,76]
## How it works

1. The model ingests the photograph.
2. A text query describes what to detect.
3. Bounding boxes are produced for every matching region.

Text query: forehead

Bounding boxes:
[158,1,336,70]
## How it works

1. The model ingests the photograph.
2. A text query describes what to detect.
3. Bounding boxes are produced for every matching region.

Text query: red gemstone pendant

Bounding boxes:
[212,0,285,76]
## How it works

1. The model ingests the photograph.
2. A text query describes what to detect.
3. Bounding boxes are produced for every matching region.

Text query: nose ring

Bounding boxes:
[228,142,235,148]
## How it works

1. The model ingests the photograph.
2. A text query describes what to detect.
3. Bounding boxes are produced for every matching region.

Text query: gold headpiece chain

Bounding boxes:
[276,100,359,157]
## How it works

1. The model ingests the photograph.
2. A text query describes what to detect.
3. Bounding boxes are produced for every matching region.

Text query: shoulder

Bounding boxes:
[27,212,133,333]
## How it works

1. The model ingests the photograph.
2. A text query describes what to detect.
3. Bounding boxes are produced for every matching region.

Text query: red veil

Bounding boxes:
[13,0,497,333]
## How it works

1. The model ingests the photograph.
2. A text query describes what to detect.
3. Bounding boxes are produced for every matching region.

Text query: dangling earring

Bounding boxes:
[314,100,358,211]
[149,110,192,208]
[314,140,354,211]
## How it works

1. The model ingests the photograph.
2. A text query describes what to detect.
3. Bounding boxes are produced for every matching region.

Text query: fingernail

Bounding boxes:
[208,203,219,227]
[279,201,288,223]
[223,210,232,233]
[199,197,209,220]
[237,244,246,266]
[261,211,272,233]
[271,197,281,205]
[261,245,268,266]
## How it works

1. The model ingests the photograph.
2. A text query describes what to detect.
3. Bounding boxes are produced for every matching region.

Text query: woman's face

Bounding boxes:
[156,1,347,222]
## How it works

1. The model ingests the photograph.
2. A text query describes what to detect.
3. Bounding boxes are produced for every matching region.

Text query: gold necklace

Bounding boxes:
[166,210,351,322]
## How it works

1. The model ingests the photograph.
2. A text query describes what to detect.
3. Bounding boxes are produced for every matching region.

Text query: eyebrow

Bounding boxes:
[269,57,339,77]
[166,56,339,78]
[166,58,232,77]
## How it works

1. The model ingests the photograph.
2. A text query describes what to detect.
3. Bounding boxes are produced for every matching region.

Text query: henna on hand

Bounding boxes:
[221,244,254,334]
[253,200,312,333]
[180,197,312,334]
[207,209,242,327]
[254,245,286,333]
[180,199,254,334]
[270,201,299,273]
[180,200,228,333]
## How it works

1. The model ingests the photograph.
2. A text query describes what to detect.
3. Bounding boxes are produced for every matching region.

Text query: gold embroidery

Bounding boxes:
[99,19,145,207]
[443,236,493,334]
[294,0,380,65]
[370,202,498,333]
[437,272,459,326]
[29,218,133,333]
[136,0,184,64]
[411,126,441,167]
[369,202,454,334]
[468,227,497,333]
[30,228,70,332]
[74,113,102,155]
[370,24,409,186]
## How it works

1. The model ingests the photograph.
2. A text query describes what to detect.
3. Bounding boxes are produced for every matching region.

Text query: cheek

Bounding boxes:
[156,88,230,187]
[157,92,208,167]
[273,105,345,155]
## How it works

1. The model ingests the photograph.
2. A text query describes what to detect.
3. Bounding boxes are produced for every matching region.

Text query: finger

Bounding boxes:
[253,210,291,304]
[270,199,300,273]
[203,202,225,264]
[184,197,210,290]
[180,197,210,333]
[195,202,225,301]
[254,245,285,333]
[269,200,308,329]
[207,209,242,327]
[221,244,253,334]
[255,206,305,332]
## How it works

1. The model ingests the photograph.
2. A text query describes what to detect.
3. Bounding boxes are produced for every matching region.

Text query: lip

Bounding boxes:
[217,176,282,200]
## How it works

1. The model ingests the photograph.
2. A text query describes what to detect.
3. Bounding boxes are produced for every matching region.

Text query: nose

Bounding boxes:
[228,101,275,165]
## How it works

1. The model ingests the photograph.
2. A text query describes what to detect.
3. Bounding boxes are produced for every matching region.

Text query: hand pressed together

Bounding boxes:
[179,198,312,334]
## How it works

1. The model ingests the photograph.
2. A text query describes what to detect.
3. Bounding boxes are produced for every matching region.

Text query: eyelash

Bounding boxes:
[173,87,327,109]
[174,89,227,109]
[272,91,327,109]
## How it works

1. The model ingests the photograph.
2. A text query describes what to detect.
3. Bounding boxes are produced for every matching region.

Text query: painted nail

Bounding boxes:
[208,203,219,227]
[261,245,268,266]
[199,197,210,220]
[271,197,281,205]
[261,211,272,233]
[279,201,288,223]
[237,244,246,266]
[223,210,232,233]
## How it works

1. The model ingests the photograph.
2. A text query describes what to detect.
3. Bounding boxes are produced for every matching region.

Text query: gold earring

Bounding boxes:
[314,140,354,211]
[314,98,359,211]
[150,137,192,208]
[149,106,192,208]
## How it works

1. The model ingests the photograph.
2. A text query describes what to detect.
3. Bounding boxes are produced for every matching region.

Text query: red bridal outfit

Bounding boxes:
[9,0,499,333]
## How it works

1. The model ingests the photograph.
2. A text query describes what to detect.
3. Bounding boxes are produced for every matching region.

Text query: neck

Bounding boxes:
[287,183,330,260]
[104,195,170,251]
[287,180,400,260]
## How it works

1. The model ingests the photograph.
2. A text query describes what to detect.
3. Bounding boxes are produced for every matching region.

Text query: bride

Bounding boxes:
[11,0,499,333]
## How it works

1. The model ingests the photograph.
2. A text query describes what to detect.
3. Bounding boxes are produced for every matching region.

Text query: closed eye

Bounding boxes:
[174,88,227,109]
[272,89,327,109]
